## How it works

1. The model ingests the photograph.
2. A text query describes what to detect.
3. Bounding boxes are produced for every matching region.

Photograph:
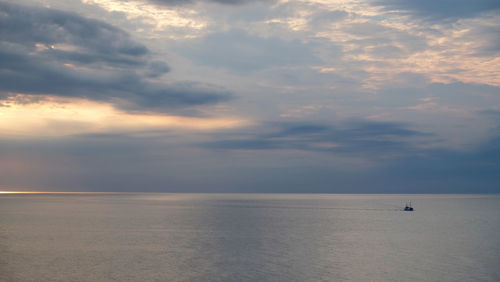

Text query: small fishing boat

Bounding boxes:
[404,201,414,211]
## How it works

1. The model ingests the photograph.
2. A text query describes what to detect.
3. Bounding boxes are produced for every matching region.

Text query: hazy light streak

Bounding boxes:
[83,0,207,33]
[0,95,248,138]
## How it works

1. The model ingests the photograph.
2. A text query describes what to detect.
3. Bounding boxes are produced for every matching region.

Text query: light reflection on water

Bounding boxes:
[1,194,499,281]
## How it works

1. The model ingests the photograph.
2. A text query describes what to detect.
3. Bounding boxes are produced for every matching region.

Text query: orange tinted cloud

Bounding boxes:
[0,95,249,138]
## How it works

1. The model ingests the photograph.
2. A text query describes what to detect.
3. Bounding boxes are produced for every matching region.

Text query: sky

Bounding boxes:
[0,0,499,193]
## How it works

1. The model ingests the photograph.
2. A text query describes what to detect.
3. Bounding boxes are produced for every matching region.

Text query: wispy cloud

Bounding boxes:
[149,0,273,5]
[373,0,500,20]
[175,29,320,72]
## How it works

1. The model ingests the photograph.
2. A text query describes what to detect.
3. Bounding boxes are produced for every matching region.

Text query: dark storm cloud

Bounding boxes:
[202,120,431,156]
[0,2,230,113]
[373,0,500,20]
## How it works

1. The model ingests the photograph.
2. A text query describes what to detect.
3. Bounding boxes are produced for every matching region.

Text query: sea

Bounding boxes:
[1,193,499,281]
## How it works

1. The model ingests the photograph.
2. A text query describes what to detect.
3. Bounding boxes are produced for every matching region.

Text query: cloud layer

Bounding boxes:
[176,29,320,72]
[374,0,500,20]
[149,0,271,6]
[202,120,430,157]
[1,0,499,193]
[0,2,231,114]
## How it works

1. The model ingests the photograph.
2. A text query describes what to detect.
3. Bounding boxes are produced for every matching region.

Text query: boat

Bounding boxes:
[404,201,414,211]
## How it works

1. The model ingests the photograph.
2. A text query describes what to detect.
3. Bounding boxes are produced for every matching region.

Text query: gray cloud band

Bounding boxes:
[373,0,500,20]
[148,0,272,6]
[0,2,231,114]
[201,120,432,156]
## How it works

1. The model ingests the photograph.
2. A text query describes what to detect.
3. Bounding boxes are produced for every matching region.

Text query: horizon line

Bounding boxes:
[1,191,499,195]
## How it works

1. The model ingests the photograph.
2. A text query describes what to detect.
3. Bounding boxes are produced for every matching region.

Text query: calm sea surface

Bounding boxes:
[1,193,499,281]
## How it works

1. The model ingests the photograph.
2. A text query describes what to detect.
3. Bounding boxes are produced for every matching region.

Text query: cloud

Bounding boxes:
[174,29,321,72]
[148,0,272,6]
[0,95,248,138]
[0,2,148,65]
[480,109,500,119]
[0,2,231,114]
[463,23,500,57]
[146,61,171,78]
[2,122,498,193]
[1,0,499,193]
[308,9,348,28]
[380,134,500,193]
[373,0,500,20]
[201,120,431,157]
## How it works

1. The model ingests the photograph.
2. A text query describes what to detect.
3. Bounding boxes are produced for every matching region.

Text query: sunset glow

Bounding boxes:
[0,0,499,193]
[0,95,248,137]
